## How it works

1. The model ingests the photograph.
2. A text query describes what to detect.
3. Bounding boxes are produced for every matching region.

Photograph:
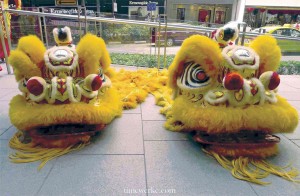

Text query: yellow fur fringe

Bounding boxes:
[203,149,300,185]
[7,68,169,168]
[112,68,169,109]
[9,132,88,170]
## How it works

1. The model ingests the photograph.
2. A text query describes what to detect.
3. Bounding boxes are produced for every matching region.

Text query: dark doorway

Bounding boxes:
[177,8,185,22]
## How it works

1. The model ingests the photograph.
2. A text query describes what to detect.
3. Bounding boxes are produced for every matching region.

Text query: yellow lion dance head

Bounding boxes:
[166,33,299,184]
[8,27,122,153]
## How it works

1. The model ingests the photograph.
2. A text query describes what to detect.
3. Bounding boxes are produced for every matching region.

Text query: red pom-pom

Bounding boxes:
[27,79,44,96]
[91,75,102,91]
[268,72,280,90]
[223,72,244,90]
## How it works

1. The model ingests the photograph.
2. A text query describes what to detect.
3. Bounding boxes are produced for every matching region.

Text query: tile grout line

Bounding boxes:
[281,134,300,146]
[288,139,300,148]
[247,182,260,196]
[0,125,13,137]
[35,159,57,196]
[141,113,149,196]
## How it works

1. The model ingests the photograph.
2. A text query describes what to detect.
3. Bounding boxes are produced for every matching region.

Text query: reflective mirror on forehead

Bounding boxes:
[54,49,69,58]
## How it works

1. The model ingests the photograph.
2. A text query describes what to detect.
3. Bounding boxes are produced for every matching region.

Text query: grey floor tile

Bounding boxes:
[280,77,300,89]
[291,140,300,148]
[143,120,187,141]
[283,124,300,140]
[141,96,166,121]
[38,155,146,196]
[249,136,300,196]
[292,140,300,147]
[288,101,300,110]
[0,114,12,135]
[0,88,15,98]
[0,140,55,196]
[279,92,300,101]
[123,105,141,114]
[0,126,17,140]
[0,90,21,101]
[144,141,257,196]
[74,114,144,155]
[0,75,18,89]
[0,100,10,114]
[278,84,299,93]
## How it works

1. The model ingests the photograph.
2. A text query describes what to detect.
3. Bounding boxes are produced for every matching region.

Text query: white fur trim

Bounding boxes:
[100,74,112,89]
[83,74,99,91]
[78,85,98,99]
[67,76,81,102]
[18,78,28,95]
[251,78,266,105]
[265,91,277,103]
[48,77,58,104]
[53,26,73,45]
[227,79,251,107]
[204,88,228,105]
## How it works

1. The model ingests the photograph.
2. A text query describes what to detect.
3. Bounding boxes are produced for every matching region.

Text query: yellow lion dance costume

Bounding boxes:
[163,30,299,184]
[8,27,122,169]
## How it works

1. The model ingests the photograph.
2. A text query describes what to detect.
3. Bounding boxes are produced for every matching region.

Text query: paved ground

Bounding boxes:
[0,63,300,196]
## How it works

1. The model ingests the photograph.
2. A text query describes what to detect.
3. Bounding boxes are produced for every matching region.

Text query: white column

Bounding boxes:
[231,0,238,20]
[237,0,246,22]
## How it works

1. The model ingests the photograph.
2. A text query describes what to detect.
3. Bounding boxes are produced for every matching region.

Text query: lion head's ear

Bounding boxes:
[250,35,281,74]
[16,35,46,66]
[9,35,44,81]
[77,34,111,76]
[168,35,222,90]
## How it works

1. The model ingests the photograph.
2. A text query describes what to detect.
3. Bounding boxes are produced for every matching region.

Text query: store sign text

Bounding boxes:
[49,8,95,16]
[129,1,159,6]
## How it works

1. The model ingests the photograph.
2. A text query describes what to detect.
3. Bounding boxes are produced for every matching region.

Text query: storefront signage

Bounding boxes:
[147,2,156,11]
[48,8,95,16]
[129,1,159,6]
[113,2,118,12]
[55,0,77,6]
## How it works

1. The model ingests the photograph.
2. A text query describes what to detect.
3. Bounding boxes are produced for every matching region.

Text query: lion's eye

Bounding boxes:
[178,62,210,88]
[194,70,208,82]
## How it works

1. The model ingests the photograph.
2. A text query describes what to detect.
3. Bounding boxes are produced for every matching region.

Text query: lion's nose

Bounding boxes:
[223,72,244,90]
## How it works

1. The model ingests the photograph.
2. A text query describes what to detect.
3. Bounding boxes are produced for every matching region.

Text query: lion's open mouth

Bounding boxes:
[24,124,105,148]
[32,124,104,137]
[193,130,280,147]
[49,56,74,66]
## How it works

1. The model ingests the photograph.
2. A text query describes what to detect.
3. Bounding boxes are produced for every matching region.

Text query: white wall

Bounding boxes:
[172,0,235,4]
[245,0,300,7]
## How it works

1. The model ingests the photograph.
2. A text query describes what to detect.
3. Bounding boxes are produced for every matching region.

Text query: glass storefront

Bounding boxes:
[244,7,300,28]
[126,1,163,21]
[172,4,231,26]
